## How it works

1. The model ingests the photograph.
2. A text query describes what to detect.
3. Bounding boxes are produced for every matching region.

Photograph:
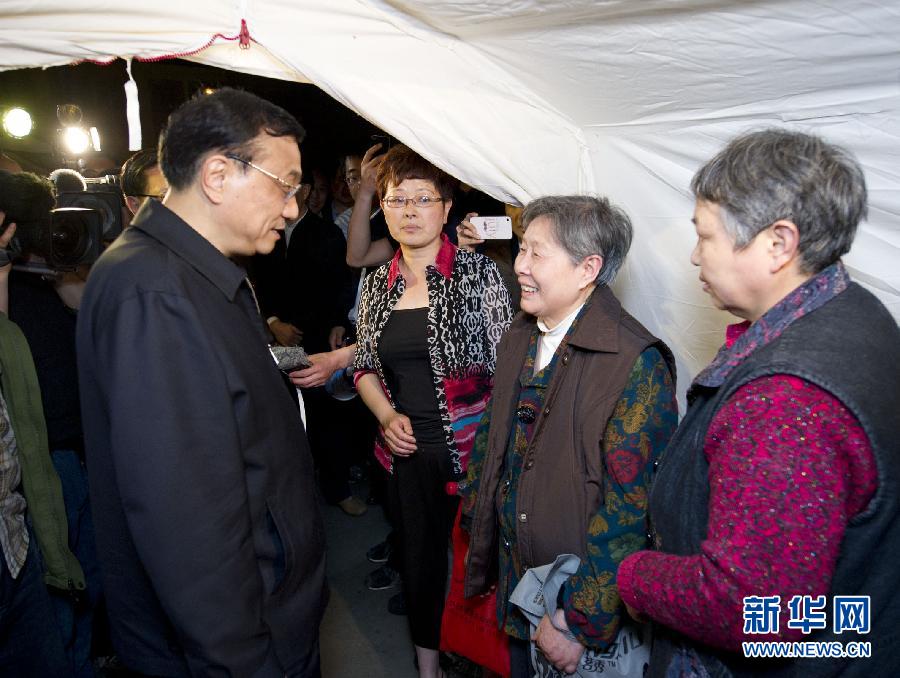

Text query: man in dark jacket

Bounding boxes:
[77,88,327,677]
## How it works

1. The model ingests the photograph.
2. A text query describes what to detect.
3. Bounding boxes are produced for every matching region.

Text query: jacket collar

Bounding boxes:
[694,260,850,389]
[507,285,624,353]
[386,233,456,288]
[131,199,246,302]
[567,285,624,352]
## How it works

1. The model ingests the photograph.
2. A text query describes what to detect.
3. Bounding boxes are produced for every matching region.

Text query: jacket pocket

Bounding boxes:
[265,499,295,596]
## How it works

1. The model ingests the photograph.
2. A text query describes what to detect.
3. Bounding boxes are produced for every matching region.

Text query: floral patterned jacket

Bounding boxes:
[461,286,678,649]
[353,234,513,474]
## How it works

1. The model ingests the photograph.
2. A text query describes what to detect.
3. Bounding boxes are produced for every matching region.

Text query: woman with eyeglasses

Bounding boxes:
[461,196,678,677]
[353,145,513,678]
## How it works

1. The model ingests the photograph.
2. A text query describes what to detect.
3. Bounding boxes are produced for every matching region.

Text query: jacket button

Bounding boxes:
[562,353,569,365]
[544,406,551,416]
[519,512,527,523]
[503,539,511,551]
[525,460,534,470]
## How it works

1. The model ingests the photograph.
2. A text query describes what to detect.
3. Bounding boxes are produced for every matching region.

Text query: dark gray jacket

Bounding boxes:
[648,282,900,677]
[77,201,327,677]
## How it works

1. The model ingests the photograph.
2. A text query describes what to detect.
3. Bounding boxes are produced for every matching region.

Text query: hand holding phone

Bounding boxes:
[469,216,513,239]
[270,345,312,372]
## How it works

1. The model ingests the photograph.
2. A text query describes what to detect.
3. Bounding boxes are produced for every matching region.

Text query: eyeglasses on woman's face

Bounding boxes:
[381,195,445,209]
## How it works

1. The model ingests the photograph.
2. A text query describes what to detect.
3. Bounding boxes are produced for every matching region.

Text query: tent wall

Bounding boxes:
[1,0,898,396]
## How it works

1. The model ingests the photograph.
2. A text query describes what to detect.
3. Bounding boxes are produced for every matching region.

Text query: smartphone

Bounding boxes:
[370,134,394,151]
[269,345,312,372]
[469,216,513,239]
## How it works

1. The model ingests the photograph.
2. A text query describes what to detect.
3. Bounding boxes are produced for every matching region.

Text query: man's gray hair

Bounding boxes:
[521,195,633,287]
[691,128,867,273]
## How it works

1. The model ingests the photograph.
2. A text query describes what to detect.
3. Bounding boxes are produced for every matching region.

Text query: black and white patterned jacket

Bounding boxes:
[353,234,513,475]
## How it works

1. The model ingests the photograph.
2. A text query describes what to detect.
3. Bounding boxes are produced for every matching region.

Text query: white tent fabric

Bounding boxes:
[2,0,898,398]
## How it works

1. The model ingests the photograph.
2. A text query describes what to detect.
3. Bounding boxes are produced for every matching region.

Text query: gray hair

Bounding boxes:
[521,195,633,287]
[691,128,867,273]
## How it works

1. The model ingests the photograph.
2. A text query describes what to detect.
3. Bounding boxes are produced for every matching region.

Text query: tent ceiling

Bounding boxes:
[1,0,897,393]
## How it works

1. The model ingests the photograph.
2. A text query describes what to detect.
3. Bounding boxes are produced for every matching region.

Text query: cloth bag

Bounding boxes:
[440,508,510,676]
[510,554,649,678]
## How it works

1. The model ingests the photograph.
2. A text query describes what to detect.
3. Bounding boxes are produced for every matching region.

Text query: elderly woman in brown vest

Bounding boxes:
[461,195,678,677]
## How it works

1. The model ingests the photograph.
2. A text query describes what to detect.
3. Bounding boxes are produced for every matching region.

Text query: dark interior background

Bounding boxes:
[0,58,382,175]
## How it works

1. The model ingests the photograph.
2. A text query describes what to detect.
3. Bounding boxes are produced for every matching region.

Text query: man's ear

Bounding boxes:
[198,154,230,205]
[124,196,141,216]
[769,219,801,273]
[298,184,312,207]
[580,254,603,289]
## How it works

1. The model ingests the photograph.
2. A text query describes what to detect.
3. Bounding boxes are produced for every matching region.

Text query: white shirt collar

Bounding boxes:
[537,302,586,336]
[534,301,586,374]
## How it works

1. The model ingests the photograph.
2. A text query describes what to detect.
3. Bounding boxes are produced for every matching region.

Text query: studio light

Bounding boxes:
[63,126,91,155]
[2,107,33,138]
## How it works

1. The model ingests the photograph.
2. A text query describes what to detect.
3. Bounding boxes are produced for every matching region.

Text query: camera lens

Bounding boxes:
[63,193,118,240]
[49,207,102,268]
[52,217,90,264]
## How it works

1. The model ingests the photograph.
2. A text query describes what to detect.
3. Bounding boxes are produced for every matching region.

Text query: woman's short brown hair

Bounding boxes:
[375,145,457,201]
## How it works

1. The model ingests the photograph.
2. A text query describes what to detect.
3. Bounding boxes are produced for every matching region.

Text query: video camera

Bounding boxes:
[4,171,124,272]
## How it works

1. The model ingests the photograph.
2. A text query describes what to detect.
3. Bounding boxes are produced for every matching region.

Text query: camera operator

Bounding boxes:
[1,168,100,677]
[0,170,55,312]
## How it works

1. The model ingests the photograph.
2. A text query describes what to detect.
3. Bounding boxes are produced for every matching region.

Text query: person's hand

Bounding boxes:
[0,213,15,248]
[269,319,303,347]
[54,271,87,311]
[359,143,386,198]
[328,325,346,351]
[533,609,584,675]
[0,214,15,272]
[288,351,340,389]
[0,213,12,315]
[380,411,417,456]
[456,213,485,253]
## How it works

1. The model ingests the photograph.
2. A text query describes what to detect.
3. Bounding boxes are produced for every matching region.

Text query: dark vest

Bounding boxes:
[465,285,675,597]
[648,283,900,677]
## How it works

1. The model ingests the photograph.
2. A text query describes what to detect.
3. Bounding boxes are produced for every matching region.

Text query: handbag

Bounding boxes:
[510,554,650,678]
[440,507,511,676]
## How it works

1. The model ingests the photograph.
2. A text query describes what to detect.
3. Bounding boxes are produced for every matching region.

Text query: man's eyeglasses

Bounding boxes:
[225,154,302,203]
[382,196,444,209]
[132,192,168,201]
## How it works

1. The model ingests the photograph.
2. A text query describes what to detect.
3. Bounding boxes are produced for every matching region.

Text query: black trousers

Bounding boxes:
[302,386,352,504]
[509,636,535,678]
[387,442,459,649]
